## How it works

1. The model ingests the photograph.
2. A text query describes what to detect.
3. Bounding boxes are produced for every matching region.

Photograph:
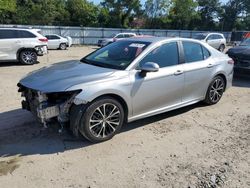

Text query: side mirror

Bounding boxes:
[138,62,159,77]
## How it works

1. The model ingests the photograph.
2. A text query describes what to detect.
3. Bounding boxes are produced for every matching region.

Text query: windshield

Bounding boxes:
[81,40,151,70]
[193,34,207,40]
[240,38,250,46]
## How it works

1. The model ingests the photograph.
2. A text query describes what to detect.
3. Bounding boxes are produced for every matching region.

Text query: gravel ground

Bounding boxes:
[0,46,249,188]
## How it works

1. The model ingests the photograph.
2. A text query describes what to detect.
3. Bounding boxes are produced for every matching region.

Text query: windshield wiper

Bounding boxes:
[80,58,92,64]
[80,58,108,68]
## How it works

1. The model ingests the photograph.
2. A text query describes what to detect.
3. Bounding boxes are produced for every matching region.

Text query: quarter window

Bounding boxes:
[202,46,210,59]
[140,42,179,68]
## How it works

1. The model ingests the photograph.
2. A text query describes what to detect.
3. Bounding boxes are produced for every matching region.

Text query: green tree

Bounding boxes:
[12,0,69,25]
[168,0,199,30]
[101,0,141,28]
[144,0,170,28]
[219,0,245,31]
[0,0,16,23]
[97,6,111,27]
[197,0,221,30]
[66,0,98,26]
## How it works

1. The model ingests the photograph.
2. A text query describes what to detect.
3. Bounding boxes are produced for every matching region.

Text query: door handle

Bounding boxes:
[174,70,183,75]
[15,40,21,44]
[207,63,214,68]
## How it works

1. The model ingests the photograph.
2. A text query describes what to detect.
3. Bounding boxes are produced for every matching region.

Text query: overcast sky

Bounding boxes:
[91,0,229,5]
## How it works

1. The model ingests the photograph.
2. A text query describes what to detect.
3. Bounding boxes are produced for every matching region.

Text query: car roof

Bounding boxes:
[196,32,224,36]
[124,36,168,43]
[0,27,33,31]
[122,36,186,43]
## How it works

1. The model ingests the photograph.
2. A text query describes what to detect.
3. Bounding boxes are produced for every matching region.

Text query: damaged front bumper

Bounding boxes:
[18,84,81,125]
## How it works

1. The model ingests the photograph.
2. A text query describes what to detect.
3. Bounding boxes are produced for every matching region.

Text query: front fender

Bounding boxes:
[66,79,132,117]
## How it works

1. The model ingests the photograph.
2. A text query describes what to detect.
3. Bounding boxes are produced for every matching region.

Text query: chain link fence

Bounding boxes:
[0,24,232,45]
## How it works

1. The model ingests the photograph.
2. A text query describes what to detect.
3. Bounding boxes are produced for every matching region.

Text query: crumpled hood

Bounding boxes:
[19,60,115,93]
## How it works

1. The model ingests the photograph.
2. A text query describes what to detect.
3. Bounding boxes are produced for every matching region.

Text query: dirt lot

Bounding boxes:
[0,46,249,188]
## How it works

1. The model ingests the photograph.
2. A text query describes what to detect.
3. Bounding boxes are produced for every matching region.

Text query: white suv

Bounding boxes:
[193,33,227,52]
[0,28,48,65]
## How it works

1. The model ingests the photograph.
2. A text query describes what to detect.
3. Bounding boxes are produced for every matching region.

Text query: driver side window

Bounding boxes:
[116,34,124,38]
[139,42,179,68]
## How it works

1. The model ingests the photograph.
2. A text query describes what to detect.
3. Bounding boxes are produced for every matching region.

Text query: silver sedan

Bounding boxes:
[18,37,234,142]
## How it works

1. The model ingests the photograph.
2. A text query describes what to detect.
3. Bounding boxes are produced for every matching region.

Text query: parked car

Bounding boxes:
[45,34,71,50]
[193,33,226,52]
[0,28,48,65]
[231,31,250,46]
[227,38,250,76]
[97,33,136,47]
[18,37,233,142]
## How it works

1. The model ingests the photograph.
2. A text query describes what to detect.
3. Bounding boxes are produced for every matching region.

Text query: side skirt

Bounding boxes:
[127,98,203,123]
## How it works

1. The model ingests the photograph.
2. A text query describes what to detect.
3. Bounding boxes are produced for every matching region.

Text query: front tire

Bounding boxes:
[19,50,37,65]
[76,97,125,143]
[204,76,225,105]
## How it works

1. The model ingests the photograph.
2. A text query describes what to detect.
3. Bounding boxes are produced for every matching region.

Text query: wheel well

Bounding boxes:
[17,48,36,60]
[216,73,227,90]
[94,94,129,122]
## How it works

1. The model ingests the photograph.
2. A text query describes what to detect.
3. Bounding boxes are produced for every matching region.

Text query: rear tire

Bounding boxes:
[74,97,125,143]
[59,43,67,50]
[204,76,225,105]
[218,44,225,52]
[19,50,37,65]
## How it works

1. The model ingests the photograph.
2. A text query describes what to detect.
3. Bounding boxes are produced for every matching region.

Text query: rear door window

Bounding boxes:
[216,35,223,39]
[207,35,215,40]
[202,46,211,59]
[183,41,204,63]
[48,35,60,40]
[124,34,130,38]
[0,29,18,39]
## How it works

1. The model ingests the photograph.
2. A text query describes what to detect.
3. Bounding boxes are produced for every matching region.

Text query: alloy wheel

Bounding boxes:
[209,78,224,103]
[60,43,67,50]
[21,51,36,64]
[89,103,121,138]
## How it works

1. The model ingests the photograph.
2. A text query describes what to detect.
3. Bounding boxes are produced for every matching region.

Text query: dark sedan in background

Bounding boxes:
[227,38,250,76]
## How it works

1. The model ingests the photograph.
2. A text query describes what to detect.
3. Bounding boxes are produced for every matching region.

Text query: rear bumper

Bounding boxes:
[226,70,234,90]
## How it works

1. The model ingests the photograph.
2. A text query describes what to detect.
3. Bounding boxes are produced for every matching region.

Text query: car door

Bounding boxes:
[17,30,37,48]
[215,34,225,48]
[181,41,214,102]
[131,41,184,117]
[47,35,60,49]
[0,29,21,60]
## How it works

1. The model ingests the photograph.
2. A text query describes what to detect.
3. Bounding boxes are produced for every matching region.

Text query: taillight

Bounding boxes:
[39,38,48,42]
[228,60,234,64]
